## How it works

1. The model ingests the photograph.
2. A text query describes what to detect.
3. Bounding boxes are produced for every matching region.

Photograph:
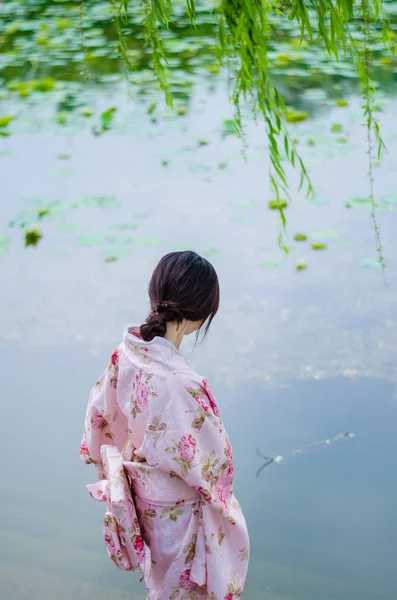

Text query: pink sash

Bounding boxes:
[87,444,199,576]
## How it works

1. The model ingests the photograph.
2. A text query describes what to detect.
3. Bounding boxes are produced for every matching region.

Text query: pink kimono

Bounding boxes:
[80,325,249,600]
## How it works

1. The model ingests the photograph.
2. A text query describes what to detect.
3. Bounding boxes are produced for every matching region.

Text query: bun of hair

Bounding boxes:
[140,301,183,342]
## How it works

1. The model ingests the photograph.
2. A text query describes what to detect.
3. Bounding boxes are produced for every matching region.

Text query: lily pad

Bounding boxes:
[25,227,42,247]
[81,106,93,117]
[286,109,309,123]
[222,119,239,137]
[233,200,257,209]
[296,260,308,271]
[269,199,288,210]
[111,223,138,231]
[33,78,55,92]
[175,104,188,116]
[59,223,79,233]
[0,116,14,128]
[133,237,163,246]
[346,197,373,209]
[261,261,281,269]
[73,196,121,209]
[103,246,133,261]
[359,258,382,268]
[188,165,211,174]
[0,235,10,255]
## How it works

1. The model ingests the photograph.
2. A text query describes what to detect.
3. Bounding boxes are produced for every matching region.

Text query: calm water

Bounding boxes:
[1,1,397,599]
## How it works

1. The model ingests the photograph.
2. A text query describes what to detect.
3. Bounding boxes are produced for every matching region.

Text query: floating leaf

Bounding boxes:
[345,197,373,209]
[359,258,382,268]
[222,119,239,137]
[147,102,157,115]
[101,106,117,130]
[0,116,14,128]
[133,237,163,246]
[58,154,70,160]
[294,233,307,241]
[382,193,397,206]
[55,111,68,125]
[311,242,326,250]
[0,235,10,255]
[336,136,347,143]
[73,196,121,209]
[198,138,209,147]
[176,104,188,116]
[25,227,42,247]
[59,223,79,233]
[81,106,93,117]
[162,160,169,166]
[111,223,138,231]
[269,199,288,210]
[286,109,309,123]
[331,123,343,133]
[78,234,110,246]
[188,165,211,174]
[336,99,349,107]
[307,138,316,146]
[33,78,55,92]
[103,246,133,261]
[296,260,308,271]
[233,200,257,209]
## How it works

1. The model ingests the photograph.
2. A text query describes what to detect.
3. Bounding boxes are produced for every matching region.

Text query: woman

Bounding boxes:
[80,251,249,600]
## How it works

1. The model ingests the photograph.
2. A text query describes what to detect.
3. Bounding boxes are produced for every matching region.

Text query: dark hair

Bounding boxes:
[140,251,220,342]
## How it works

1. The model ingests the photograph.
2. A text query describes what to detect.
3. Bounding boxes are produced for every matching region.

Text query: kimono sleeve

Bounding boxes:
[79,347,128,478]
[142,371,235,517]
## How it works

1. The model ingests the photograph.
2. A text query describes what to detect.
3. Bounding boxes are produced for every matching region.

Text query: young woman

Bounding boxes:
[80,251,249,600]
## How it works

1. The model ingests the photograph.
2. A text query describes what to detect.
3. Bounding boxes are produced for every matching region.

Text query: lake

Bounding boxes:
[1,1,397,599]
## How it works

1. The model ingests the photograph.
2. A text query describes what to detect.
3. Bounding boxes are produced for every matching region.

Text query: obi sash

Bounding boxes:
[86,443,200,577]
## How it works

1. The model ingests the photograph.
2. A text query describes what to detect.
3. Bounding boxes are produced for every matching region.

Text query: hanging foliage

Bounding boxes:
[115,0,394,256]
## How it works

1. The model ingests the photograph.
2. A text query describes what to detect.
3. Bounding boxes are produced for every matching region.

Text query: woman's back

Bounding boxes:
[80,252,250,599]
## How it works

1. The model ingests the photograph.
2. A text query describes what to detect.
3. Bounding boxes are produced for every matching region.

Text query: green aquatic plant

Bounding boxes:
[294,233,307,242]
[311,242,327,250]
[286,110,309,123]
[0,116,14,128]
[296,260,308,271]
[25,227,42,247]
[269,199,288,211]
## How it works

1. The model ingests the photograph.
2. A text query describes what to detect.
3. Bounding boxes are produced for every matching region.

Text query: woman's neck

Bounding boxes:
[165,321,186,349]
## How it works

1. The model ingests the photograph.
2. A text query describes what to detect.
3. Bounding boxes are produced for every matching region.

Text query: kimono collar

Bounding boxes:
[123,324,181,355]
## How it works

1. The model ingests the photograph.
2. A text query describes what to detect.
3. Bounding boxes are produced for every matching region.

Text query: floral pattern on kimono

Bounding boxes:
[80,326,249,600]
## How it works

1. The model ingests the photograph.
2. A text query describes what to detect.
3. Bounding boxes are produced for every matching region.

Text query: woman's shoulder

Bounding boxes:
[171,366,220,419]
